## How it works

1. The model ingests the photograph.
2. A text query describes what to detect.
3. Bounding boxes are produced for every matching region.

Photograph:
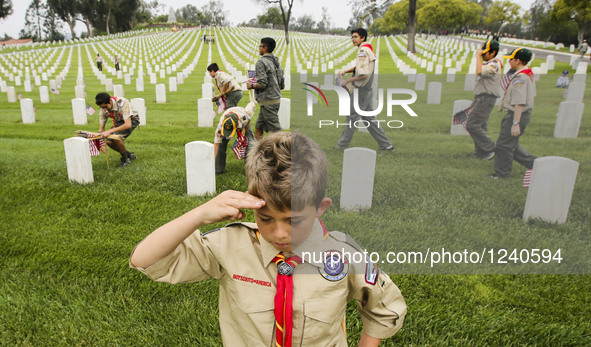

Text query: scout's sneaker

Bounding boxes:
[481,151,495,160]
[119,157,131,167]
[334,145,347,150]
[127,151,137,160]
[487,174,508,179]
[380,145,395,151]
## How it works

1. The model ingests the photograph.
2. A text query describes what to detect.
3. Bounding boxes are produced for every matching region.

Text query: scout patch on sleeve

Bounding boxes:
[365,254,379,285]
[318,250,349,281]
[357,52,368,58]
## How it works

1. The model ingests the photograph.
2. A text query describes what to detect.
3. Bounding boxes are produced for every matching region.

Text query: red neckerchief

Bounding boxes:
[107,97,118,127]
[360,42,374,54]
[273,253,301,347]
[214,70,223,93]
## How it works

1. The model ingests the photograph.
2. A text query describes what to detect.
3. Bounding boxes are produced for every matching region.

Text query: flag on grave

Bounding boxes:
[86,104,96,116]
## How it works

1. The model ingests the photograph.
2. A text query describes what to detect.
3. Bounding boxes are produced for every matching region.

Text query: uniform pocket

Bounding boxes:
[301,298,346,346]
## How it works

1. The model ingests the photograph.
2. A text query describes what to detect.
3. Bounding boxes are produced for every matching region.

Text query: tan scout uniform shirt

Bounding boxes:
[130,219,406,346]
[215,70,242,93]
[503,69,536,112]
[214,106,251,143]
[474,58,502,97]
[98,97,135,126]
[353,44,376,88]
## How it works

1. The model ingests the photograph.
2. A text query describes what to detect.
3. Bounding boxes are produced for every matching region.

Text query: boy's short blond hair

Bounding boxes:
[245,132,327,211]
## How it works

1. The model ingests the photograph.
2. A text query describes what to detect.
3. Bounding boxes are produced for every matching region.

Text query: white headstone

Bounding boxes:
[72,98,87,125]
[451,99,471,136]
[105,78,113,92]
[185,141,215,196]
[136,77,144,92]
[198,98,214,127]
[156,84,166,103]
[7,86,16,102]
[279,98,290,130]
[124,74,131,85]
[202,83,213,99]
[523,156,579,224]
[554,101,584,138]
[566,82,585,102]
[150,73,157,84]
[114,84,124,98]
[427,82,442,104]
[75,85,85,99]
[447,68,456,82]
[546,55,555,71]
[169,77,177,92]
[39,86,50,103]
[340,147,376,211]
[20,98,35,124]
[64,137,93,184]
[131,98,146,126]
[415,73,426,91]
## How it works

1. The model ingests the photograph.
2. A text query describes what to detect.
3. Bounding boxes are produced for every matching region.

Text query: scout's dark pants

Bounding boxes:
[255,102,281,133]
[493,111,537,177]
[224,90,243,109]
[215,127,255,174]
[336,86,393,149]
[466,94,497,155]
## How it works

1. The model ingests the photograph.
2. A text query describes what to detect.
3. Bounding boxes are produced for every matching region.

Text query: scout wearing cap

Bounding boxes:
[481,39,500,55]
[503,48,533,64]
[221,113,239,139]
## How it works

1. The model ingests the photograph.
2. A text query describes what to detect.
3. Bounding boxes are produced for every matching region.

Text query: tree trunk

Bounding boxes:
[407,0,416,53]
[85,17,92,37]
[106,7,111,35]
[66,14,75,39]
[577,28,585,46]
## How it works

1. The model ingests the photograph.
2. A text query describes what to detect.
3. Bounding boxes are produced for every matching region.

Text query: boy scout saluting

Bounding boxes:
[130,132,406,346]
[467,39,502,160]
[335,28,395,151]
[489,48,537,179]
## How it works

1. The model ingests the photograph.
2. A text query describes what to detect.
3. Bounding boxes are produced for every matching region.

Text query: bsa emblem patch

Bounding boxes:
[318,251,349,281]
[365,256,378,285]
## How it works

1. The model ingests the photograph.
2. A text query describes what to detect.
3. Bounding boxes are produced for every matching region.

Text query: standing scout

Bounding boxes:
[467,39,502,160]
[208,63,243,110]
[489,48,537,179]
[95,92,140,167]
[96,54,103,71]
[213,102,256,174]
[130,132,406,346]
[246,37,284,140]
[335,28,395,151]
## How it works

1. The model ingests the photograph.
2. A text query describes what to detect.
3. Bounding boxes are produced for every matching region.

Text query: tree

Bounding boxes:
[348,0,393,29]
[408,0,417,51]
[418,0,482,35]
[77,0,96,37]
[201,0,228,26]
[176,4,202,24]
[0,0,13,20]
[316,6,332,33]
[258,6,282,28]
[21,0,64,41]
[292,14,316,32]
[550,0,591,45]
[47,0,78,38]
[254,0,298,45]
[483,0,522,36]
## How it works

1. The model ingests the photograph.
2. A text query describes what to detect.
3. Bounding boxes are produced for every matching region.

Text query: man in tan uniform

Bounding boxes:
[335,28,394,151]
[130,132,406,346]
[208,63,243,110]
[489,48,537,178]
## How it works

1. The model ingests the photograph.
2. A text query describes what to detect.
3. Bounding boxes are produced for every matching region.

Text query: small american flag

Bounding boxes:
[50,88,59,94]
[89,139,106,156]
[500,69,516,92]
[231,131,248,160]
[86,104,96,116]
[216,97,226,114]
[452,102,474,130]
[523,169,533,188]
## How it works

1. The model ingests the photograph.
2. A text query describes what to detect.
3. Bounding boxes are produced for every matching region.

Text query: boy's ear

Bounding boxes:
[316,198,332,218]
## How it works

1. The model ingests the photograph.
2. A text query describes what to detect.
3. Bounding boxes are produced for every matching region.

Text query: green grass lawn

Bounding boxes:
[1,31,590,345]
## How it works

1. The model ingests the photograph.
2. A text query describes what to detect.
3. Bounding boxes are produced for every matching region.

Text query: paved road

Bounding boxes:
[449,36,590,64]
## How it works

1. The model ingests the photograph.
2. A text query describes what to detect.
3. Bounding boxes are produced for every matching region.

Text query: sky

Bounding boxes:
[1,0,536,40]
